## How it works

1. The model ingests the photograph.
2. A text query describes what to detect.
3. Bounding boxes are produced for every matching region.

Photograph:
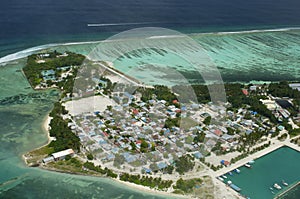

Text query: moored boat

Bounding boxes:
[235,168,240,173]
[218,176,224,181]
[245,163,251,168]
[274,183,282,190]
[282,180,288,186]
[248,160,255,164]
[230,183,242,192]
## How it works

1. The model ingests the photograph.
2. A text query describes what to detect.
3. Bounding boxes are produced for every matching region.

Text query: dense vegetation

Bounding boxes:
[83,161,117,178]
[172,85,211,104]
[164,117,180,128]
[23,51,85,88]
[174,155,195,175]
[48,102,81,152]
[137,85,177,104]
[174,178,203,193]
[268,81,300,115]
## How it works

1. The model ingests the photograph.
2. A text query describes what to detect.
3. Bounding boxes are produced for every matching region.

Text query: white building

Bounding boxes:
[52,149,75,161]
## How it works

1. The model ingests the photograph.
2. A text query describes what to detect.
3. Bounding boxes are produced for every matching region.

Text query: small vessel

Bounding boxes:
[245,163,251,168]
[282,180,288,186]
[218,176,224,181]
[229,172,233,176]
[227,180,232,185]
[274,183,282,190]
[230,183,242,192]
[235,168,240,173]
[271,191,275,194]
[222,175,227,179]
[269,187,273,190]
[248,160,255,164]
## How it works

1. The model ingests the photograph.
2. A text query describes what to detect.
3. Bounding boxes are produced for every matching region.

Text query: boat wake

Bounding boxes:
[87,22,161,27]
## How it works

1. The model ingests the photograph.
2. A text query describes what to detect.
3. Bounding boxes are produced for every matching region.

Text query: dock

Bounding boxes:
[274,181,300,199]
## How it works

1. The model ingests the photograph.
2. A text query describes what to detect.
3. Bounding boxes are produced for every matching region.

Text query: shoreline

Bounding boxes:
[22,114,52,165]
[38,163,188,199]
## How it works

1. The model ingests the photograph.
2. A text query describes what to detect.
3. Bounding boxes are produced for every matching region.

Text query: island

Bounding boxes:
[22,50,300,199]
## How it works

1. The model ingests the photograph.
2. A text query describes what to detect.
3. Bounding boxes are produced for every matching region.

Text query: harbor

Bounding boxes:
[216,146,300,199]
[275,181,300,199]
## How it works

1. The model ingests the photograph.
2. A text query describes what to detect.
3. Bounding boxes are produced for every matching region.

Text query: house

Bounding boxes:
[173,99,179,104]
[214,129,223,137]
[249,86,257,91]
[143,167,152,174]
[157,162,168,170]
[41,69,56,81]
[220,160,230,166]
[124,92,135,100]
[51,149,74,161]
[42,156,54,164]
[242,89,248,96]
[289,83,300,91]
[132,109,139,115]
[193,151,203,159]
[222,134,234,141]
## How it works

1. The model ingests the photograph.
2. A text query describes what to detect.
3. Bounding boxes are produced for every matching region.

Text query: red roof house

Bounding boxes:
[214,129,223,137]
[242,89,249,96]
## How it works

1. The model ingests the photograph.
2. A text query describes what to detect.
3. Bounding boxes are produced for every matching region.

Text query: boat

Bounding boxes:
[248,160,255,164]
[271,191,275,194]
[230,183,242,192]
[222,175,227,179]
[282,180,288,186]
[227,180,232,185]
[217,176,224,182]
[274,183,282,190]
[229,172,233,176]
[235,168,240,173]
[269,187,273,190]
[245,163,251,168]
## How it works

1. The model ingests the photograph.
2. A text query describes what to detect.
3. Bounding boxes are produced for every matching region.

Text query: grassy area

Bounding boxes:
[24,145,54,165]
[174,178,203,193]
[44,157,103,177]
[173,176,214,198]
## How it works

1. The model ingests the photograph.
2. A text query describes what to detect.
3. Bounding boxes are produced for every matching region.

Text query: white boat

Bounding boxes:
[245,163,251,168]
[248,160,255,164]
[218,177,224,181]
[235,168,240,173]
[222,175,227,179]
[227,180,232,185]
[274,183,282,190]
[269,187,273,190]
[282,180,288,186]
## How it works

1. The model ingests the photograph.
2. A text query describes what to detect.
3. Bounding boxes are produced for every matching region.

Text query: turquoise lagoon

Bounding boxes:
[112,29,300,85]
[221,147,300,199]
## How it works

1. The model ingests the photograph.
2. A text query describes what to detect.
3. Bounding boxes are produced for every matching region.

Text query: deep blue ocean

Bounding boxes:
[1,0,300,58]
[1,1,300,198]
